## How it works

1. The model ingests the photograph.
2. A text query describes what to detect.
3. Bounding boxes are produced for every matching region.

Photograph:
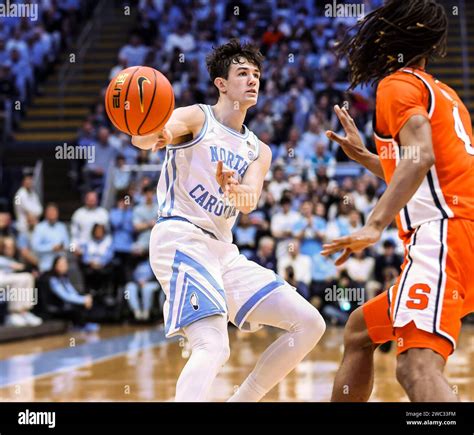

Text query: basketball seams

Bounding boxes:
[123,66,141,136]
[137,68,158,135]
[140,83,175,136]
[105,80,120,130]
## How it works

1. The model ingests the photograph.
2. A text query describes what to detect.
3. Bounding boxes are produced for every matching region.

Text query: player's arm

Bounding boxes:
[216,142,272,215]
[131,104,205,150]
[365,115,434,230]
[322,115,434,264]
[326,105,384,179]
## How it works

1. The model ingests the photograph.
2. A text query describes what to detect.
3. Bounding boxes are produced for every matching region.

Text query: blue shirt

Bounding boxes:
[49,276,87,305]
[311,253,337,281]
[133,202,158,248]
[82,236,114,266]
[132,260,154,283]
[109,208,134,253]
[32,221,70,272]
[292,216,327,256]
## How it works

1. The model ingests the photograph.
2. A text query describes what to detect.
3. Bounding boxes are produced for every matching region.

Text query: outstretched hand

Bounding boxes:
[325,105,367,162]
[321,224,382,265]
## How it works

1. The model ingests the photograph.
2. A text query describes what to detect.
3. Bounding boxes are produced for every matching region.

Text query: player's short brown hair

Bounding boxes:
[206,39,264,85]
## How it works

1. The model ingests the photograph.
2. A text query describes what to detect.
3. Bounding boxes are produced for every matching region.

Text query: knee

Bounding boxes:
[396,349,443,389]
[298,303,326,346]
[343,307,373,351]
[210,339,230,367]
[192,329,230,367]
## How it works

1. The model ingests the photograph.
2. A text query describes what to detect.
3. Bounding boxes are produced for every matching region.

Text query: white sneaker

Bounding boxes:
[6,313,28,327]
[134,310,142,320]
[22,312,43,326]
[142,310,150,320]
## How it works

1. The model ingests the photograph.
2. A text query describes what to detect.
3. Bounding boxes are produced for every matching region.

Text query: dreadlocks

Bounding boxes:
[337,0,448,89]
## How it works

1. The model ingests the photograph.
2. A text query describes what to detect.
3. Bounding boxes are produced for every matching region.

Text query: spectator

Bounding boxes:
[343,249,375,291]
[83,126,117,192]
[267,166,290,203]
[310,252,338,307]
[46,255,98,332]
[112,155,132,191]
[271,196,300,255]
[14,173,43,234]
[125,259,160,321]
[132,185,157,254]
[0,211,16,238]
[292,200,327,256]
[16,213,39,271]
[81,223,114,298]
[310,142,336,179]
[70,191,109,252]
[233,213,257,259]
[374,239,402,288]
[277,239,312,299]
[251,236,277,272]
[0,236,42,327]
[32,203,69,273]
[109,194,135,287]
[165,24,196,54]
[118,34,149,67]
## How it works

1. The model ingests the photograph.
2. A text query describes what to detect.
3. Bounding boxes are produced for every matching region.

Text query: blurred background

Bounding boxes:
[0,0,473,342]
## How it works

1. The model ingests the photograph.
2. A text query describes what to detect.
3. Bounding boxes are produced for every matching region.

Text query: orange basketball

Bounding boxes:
[105,66,175,136]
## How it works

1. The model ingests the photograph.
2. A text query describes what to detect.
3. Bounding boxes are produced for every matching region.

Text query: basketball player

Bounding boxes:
[131,40,325,402]
[322,0,474,402]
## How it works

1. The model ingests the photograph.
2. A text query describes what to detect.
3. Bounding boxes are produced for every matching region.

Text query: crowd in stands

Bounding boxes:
[5,0,461,332]
[0,0,95,135]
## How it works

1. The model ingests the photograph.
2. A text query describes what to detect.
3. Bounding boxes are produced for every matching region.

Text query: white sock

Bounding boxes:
[228,288,326,402]
[175,314,229,402]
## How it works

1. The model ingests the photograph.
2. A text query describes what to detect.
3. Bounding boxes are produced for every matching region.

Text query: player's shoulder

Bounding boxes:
[255,139,272,167]
[173,104,206,119]
[378,69,426,93]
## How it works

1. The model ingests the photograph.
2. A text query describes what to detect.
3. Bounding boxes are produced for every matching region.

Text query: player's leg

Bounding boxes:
[396,343,456,402]
[175,314,230,402]
[392,218,472,401]
[149,220,229,401]
[331,305,379,402]
[228,286,325,402]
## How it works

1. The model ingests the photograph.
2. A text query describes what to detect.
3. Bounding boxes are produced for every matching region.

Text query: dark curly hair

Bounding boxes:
[206,39,264,86]
[337,0,448,89]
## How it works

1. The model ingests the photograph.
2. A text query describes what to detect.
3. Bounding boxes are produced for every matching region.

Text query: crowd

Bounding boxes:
[2,0,410,331]
[0,0,95,135]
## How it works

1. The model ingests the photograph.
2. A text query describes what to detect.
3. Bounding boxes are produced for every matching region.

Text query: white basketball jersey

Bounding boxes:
[156,104,261,243]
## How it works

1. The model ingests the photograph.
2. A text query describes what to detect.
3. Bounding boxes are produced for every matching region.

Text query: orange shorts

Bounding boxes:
[363,218,474,361]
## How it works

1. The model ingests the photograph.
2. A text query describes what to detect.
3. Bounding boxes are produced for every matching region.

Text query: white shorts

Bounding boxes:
[149,216,288,337]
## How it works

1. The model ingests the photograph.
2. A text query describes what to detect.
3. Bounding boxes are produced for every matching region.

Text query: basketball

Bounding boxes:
[105,66,174,136]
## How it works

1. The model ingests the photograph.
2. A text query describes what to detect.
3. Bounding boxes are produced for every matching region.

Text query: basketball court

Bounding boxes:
[1,324,473,402]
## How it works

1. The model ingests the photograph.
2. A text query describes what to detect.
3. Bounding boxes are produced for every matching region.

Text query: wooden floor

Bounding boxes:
[0,324,473,402]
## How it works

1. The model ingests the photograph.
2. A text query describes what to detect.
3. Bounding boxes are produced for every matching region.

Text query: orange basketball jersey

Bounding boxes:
[373,67,474,238]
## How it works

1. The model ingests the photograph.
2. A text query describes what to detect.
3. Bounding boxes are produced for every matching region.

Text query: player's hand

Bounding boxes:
[84,295,93,309]
[216,160,238,197]
[321,224,382,266]
[152,128,173,152]
[326,105,367,162]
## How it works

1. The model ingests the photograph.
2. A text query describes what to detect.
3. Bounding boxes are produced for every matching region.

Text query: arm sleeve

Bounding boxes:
[376,75,430,141]
[49,277,86,305]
